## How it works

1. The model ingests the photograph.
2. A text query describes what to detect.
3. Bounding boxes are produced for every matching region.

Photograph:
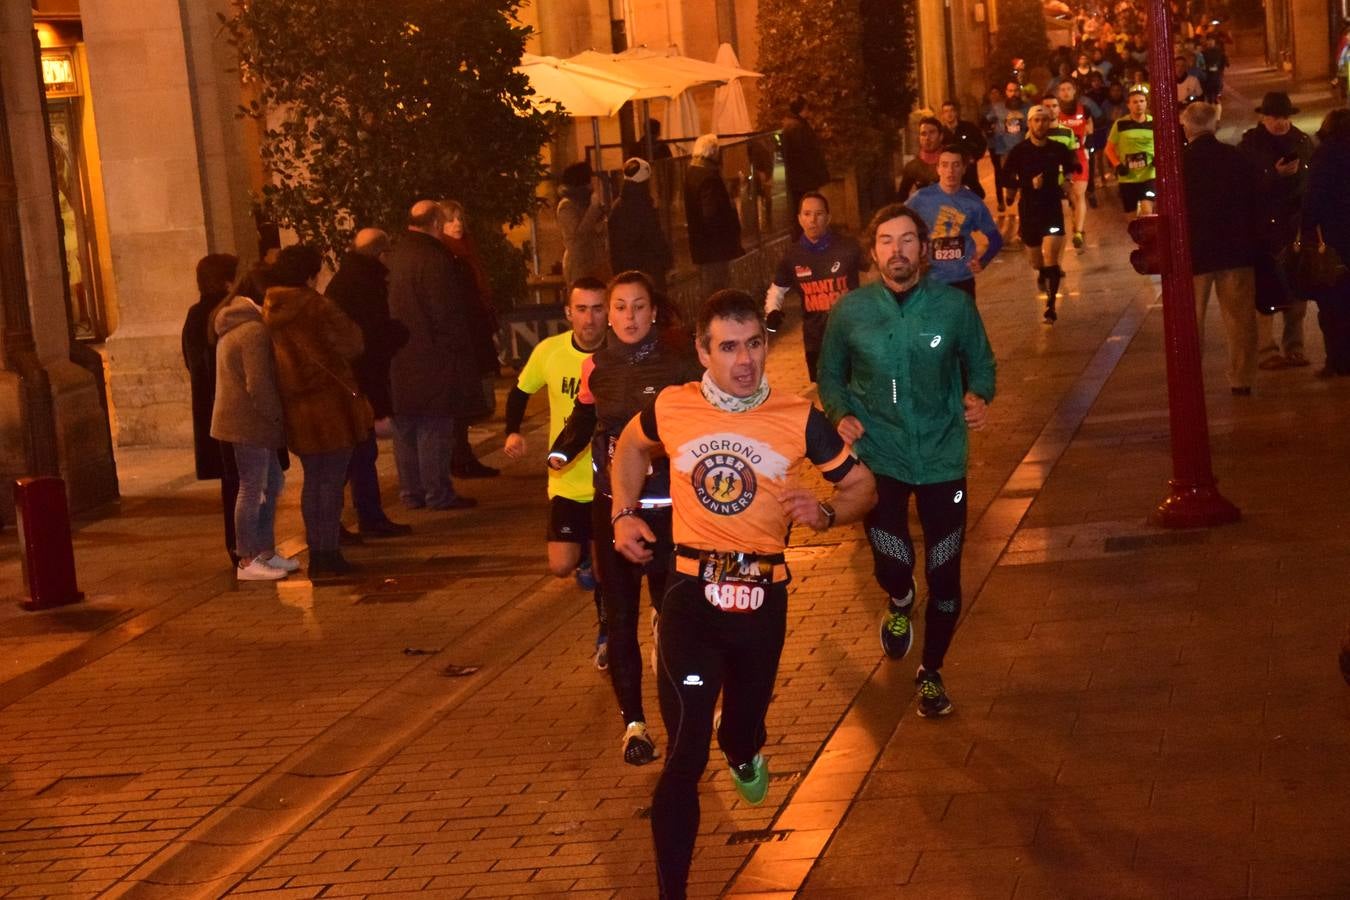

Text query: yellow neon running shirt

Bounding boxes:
[516,332,595,501]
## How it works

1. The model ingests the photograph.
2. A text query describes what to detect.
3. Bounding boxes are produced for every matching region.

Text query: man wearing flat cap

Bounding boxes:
[1239,91,1315,369]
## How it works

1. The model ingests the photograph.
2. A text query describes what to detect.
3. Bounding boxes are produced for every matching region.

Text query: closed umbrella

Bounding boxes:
[664,91,702,155]
[712,43,753,138]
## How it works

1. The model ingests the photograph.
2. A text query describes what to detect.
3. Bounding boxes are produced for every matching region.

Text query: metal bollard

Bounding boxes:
[14,476,84,611]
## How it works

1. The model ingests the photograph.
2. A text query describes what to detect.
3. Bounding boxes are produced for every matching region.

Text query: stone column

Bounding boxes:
[1290,0,1330,82]
[79,0,218,448]
[0,2,117,517]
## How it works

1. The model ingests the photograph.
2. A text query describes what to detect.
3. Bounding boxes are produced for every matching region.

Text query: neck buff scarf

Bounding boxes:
[701,369,769,412]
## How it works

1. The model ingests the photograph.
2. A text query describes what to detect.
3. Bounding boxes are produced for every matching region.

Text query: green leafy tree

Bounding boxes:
[757,0,884,172]
[758,0,917,218]
[991,0,1051,82]
[224,0,557,305]
[859,0,919,126]
[856,0,919,213]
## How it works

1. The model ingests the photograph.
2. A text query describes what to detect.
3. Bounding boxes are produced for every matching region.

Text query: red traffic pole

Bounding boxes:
[1143,0,1240,528]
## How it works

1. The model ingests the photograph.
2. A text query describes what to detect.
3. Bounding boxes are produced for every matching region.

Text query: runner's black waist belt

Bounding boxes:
[674,545,786,565]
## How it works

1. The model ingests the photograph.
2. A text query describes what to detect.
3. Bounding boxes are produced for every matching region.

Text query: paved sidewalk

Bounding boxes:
[0,60,1346,900]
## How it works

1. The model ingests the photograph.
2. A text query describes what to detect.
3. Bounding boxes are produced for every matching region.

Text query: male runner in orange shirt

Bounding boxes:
[611,290,875,900]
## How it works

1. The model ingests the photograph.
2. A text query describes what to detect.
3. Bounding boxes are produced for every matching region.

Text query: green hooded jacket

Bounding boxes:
[816,277,996,484]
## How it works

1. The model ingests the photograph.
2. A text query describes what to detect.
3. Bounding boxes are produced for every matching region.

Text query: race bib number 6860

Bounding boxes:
[704,582,765,612]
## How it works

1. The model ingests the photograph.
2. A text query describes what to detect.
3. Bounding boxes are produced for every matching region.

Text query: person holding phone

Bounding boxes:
[1239,92,1315,369]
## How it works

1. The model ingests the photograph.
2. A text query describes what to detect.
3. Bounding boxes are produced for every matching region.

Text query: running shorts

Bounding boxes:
[1018,201,1066,247]
[1069,148,1090,183]
[1119,180,1156,214]
[548,496,593,544]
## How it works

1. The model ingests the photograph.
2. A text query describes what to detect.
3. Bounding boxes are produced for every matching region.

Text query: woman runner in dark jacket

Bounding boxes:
[550,270,702,767]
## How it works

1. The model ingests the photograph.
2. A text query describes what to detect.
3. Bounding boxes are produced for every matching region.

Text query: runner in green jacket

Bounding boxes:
[817,203,996,717]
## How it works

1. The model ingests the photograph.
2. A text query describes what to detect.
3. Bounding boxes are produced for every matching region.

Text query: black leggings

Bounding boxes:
[991,152,1014,203]
[651,574,787,900]
[1316,277,1350,374]
[592,502,672,725]
[218,442,239,565]
[864,475,968,672]
[802,311,829,383]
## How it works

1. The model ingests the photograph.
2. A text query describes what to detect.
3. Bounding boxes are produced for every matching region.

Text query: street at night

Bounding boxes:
[3,0,1350,896]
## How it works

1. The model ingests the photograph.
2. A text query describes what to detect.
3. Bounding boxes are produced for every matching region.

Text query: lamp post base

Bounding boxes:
[1150,481,1241,529]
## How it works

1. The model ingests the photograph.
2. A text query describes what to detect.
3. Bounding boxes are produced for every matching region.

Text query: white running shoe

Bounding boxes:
[260,553,300,573]
[237,558,287,581]
[622,721,658,766]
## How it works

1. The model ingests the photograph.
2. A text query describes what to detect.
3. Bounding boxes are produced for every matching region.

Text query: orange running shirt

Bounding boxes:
[640,383,853,555]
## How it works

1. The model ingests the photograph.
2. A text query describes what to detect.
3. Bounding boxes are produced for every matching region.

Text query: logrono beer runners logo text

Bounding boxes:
[691,451,758,515]
[675,433,791,517]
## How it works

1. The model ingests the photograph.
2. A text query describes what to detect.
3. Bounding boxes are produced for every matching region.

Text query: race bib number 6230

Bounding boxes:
[932,236,964,262]
[704,582,765,612]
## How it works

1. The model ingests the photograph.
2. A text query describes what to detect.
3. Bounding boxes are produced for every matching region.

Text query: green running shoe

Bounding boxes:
[880,604,914,660]
[915,668,954,718]
[729,753,770,805]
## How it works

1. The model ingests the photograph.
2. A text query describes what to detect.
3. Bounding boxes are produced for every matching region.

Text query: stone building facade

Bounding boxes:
[1,0,256,514]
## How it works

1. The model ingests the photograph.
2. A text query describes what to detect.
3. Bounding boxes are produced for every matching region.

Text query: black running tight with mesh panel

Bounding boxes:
[864,475,968,672]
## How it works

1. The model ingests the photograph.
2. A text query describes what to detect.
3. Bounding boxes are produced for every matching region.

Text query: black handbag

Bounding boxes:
[1287,229,1348,297]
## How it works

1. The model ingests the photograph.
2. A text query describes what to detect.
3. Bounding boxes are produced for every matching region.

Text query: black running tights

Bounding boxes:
[591,502,671,725]
[864,475,968,672]
[651,575,787,900]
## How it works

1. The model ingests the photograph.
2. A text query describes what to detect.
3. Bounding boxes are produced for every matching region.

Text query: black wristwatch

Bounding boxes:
[817,501,836,529]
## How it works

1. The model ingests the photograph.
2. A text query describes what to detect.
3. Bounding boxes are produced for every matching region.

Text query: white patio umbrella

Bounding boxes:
[712,43,753,138]
[615,46,762,85]
[516,52,680,171]
[573,46,761,159]
[516,53,638,118]
[567,50,707,100]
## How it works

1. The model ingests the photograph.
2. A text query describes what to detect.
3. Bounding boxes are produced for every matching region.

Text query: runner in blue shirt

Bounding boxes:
[907,144,1004,300]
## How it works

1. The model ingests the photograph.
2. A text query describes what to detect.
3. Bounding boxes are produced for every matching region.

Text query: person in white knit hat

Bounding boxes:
[609,157,673,290]
[683,135,743,297]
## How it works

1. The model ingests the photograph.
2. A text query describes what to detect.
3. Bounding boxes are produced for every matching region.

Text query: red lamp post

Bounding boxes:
[1138,0,1240,528]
